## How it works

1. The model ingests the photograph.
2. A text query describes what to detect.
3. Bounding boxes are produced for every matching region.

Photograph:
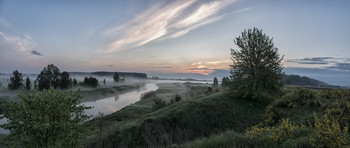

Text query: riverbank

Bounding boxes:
[82,82,211,146]
[79,83,144,103]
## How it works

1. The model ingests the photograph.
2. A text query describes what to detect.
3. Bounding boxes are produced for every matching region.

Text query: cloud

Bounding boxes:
[108,65,114,67]
[103,0,236,52]
[287,56,350,71]
[286,57,336,65]
[187,67,221,71]
[0,32,35,52]
[152,66,172,69]
[327,63,350,71]
[31,50,42,56]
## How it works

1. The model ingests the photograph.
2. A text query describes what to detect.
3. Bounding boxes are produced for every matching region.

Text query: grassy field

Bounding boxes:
[181,88,350,147]
[83,82,201,147]
[83,83,270,147]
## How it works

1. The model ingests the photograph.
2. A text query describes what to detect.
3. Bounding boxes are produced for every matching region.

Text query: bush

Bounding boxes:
[263,88,316,125]
[169,94,182,104]
[310,112,349,148]
[246,118,312,147]
[153,98,167,111]
[0,87,91,147]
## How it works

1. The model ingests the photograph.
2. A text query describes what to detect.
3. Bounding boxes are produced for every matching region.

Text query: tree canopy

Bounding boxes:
[84,77,99,87]
[212,77,218,88]
[113,72,120,82]
[25,77,31,90]
[221,77,230,88]
[37,64,61,90]
[0,88,91,147]
[60,71,71,89]
[230,28,284,100]
[8,70,23,90]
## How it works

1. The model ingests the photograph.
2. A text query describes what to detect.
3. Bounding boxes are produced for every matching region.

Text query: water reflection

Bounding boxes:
[82,83,158,117]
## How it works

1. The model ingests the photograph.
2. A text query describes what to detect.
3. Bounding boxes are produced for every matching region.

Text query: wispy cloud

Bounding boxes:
[287,56,350,71]
[0,32,35,52]
[151,66,172,69]
[103,0,236,52]
[31,50,42,56]
[0,18,35,52]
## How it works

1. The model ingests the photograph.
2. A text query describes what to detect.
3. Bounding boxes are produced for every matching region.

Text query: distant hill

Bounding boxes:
[69,71,147,79]
[282,74,329,86]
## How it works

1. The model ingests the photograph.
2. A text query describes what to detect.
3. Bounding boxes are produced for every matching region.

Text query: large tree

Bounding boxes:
[113,72,120,82]
[8,70,23,90]
[221,77,230,88]
[212,77,218,88]
[60,71,71,89]
[230,28,284,100]
[37,64,61,90]
[25,77,31,90]
[0,88,91,147]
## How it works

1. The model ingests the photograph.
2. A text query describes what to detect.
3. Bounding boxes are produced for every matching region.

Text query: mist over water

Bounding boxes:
[82,83,158,117]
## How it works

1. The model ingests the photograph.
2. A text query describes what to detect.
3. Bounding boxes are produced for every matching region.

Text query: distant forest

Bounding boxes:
[282,74,328,86]
[70,71,147,79]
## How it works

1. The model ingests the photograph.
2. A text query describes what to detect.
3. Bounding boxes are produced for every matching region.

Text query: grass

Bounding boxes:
[183,88,350,148]
[84,83,270,147]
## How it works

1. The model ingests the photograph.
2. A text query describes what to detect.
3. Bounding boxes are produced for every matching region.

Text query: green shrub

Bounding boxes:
[0,88,91,147]
[153,98,167,111]
[310,112,349,148]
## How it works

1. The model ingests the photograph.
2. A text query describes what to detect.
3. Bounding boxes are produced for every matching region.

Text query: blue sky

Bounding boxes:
[1,0,350,85]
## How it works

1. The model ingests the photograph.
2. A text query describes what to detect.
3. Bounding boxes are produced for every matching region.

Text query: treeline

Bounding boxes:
[6,64,126,90]
[282,74,328,86]
[90,71,147,79]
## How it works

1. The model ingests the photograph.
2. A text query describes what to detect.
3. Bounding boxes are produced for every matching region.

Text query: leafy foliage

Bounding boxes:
[169,94,182,104]
[72,78,78,86]
[25,77,31,90]
[221,77,230,88]
[310,112,349,148]
[113,72,120,82]
[212,77,218,88]
[84,77,99,88]
[60,71,71,89]
[246,118,312,147]
[152,98,167,111]
[0,88,91,147]
[230,28,284,101]
[37,64,61,90]
[8,70,23,90]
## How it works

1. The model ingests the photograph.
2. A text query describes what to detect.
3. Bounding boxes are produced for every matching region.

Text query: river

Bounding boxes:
[82,83,158,117]
[0,82,159,134]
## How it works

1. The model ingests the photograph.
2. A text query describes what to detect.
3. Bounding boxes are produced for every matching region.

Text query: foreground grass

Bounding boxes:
[84,83,270,147]
[183,88,350,148]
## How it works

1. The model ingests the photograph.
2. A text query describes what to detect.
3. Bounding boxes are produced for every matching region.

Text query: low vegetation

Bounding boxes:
[0,88,91,147]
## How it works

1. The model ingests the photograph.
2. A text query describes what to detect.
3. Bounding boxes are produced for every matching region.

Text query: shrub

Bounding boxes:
[153,98,167,111]
[0,87,91,147]
[246,118,312,147]
[310,112,349,148]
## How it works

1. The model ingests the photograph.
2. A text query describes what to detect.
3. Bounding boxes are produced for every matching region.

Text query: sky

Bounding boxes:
[1,0,350,85]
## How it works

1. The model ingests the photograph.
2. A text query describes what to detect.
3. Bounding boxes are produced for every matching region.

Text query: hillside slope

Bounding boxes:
[85,90,270,147]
